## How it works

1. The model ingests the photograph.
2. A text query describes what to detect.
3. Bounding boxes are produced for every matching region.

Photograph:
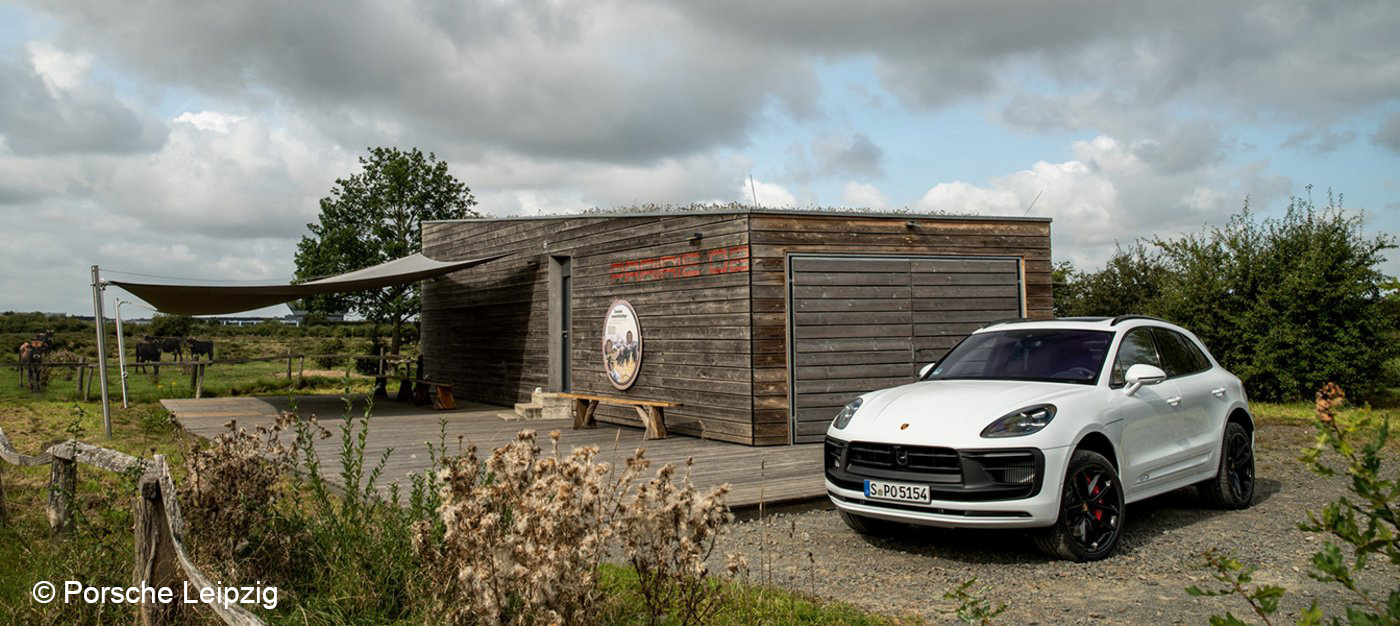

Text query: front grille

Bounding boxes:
[825,438,1044,502]
[847,442,960,475]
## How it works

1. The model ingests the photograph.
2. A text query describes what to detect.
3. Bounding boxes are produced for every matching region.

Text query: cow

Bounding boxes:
[187,338,214,361]
[134,340,161,375]
[144,336,184,362]
[16,332,51,391]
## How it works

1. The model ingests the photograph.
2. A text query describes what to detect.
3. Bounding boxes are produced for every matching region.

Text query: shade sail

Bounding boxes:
[108,252,503,315]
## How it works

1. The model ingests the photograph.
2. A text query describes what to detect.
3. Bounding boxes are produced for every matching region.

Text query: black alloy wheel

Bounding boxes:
[1198,421,1256,509]
[1035,450,1124,561]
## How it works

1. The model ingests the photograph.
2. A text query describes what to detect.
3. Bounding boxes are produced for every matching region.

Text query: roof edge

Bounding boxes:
[425,207,1053,224]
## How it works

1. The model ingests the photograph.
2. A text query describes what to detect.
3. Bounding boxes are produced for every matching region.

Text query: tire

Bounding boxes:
[838,509,907,537]
[1034,450,1125,562]
[1197,421,1255,509]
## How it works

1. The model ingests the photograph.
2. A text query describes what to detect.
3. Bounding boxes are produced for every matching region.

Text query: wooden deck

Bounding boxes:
[162,395,825,511]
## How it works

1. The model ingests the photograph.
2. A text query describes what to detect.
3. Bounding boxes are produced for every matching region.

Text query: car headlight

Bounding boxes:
[832,398,863,430]
[981,404,1056,438]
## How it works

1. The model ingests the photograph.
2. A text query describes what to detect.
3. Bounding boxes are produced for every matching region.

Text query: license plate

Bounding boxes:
[863,479,930,504]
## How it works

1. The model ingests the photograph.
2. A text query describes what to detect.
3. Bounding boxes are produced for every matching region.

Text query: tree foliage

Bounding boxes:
[147,313,195,338]
[1057,190,1397,402]
[294,147,478,352]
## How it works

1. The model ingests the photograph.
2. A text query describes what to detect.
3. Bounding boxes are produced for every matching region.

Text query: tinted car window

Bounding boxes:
[1184,335,1213,371]
[1110,328,1161,386]
[1153,328,1211,377]
[925,329,1113,385]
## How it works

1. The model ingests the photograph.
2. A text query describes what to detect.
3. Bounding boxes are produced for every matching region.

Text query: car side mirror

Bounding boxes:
[918,363,936,379]
[1123,363,1167,396]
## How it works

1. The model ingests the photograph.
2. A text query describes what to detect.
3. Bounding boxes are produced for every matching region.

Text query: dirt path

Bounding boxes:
[716,423,1388,624]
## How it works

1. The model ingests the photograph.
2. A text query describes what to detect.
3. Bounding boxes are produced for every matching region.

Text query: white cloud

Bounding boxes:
[743,179,797,207]
[841,181,889,209]
[917,134,1290,269]
[174,111,247,134]
[26,42,90,93]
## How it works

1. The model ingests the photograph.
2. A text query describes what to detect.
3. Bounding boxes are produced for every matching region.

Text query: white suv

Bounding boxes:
[824,316,1255,561]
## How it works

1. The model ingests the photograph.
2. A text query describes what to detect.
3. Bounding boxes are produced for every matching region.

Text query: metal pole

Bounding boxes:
[90,265,112,437]
[114,299,129,408]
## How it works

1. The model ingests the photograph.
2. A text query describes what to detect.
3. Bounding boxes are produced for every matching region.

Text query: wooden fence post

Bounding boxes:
[194,364,204,399]
[134,473,182,625]
[298,356,305,381]
[76,358,86,396]
[47,453,76,534]
[286,355,293,381]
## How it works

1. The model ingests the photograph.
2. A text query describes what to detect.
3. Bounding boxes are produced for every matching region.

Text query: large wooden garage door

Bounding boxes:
[788,255,1023,443]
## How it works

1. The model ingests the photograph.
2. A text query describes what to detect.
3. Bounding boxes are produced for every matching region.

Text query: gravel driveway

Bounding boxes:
[716,422,1389,624]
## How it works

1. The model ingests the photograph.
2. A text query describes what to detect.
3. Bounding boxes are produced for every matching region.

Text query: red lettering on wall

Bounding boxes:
[609,245,751,284]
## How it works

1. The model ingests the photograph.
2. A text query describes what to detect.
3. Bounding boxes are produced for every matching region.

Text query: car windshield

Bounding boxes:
[923,328,1114,385]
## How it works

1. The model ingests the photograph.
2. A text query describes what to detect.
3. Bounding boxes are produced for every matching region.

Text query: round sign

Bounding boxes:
[602,300,642,390]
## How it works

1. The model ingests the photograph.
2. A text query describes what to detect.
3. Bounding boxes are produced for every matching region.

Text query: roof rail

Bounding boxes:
[979,317,1028,329]
[1109,314,1166,326]
[1057,316,1111,322]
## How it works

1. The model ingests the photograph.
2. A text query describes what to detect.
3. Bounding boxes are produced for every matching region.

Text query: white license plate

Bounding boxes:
[863,479,930,504]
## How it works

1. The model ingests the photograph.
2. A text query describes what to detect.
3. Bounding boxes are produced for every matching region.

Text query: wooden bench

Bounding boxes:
[392,377,456,410]
[558,392,680,440]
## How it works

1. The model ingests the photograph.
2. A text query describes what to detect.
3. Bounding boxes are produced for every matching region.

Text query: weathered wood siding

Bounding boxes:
[748,214,1053,445]
[787,255,1024,442]
[422,214,757,444]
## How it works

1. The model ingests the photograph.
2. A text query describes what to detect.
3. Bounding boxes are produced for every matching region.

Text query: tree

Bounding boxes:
[1054,189,1397,401]
[148,313,197,338]
[294,147,479,353]
[1054,244,1168,318]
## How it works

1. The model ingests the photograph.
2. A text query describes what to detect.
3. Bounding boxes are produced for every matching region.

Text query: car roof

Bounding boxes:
[971,315,1188,334]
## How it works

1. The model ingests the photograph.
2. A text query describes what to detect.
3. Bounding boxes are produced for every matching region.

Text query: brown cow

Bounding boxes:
[17,336,49,391]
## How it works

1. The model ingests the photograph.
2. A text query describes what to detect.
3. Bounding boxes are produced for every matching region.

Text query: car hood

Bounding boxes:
[831,379,1096,448]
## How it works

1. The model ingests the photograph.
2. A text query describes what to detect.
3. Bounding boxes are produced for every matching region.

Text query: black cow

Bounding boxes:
[144,336,184,361]
[134,340,161,375]
[187,339,214,361]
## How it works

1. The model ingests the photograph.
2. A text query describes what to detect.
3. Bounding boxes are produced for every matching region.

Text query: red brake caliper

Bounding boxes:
[1087,475,1103,520]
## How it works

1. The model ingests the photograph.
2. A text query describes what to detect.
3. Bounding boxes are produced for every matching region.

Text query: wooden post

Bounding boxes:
[134,475,182,625]
[573,399,598,429]
[286,355,293,381]
[298,356,305,381]
[76,359,86,396]
[83,366,94,402]
[194,364,204,399]
[188,363,198,394]
[47,454,76,534]
[636,406,668,440]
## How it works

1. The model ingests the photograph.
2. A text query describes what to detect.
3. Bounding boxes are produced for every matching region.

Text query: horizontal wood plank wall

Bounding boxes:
[748,214,1053,446]
[423,214,756,444]
[789,256,1023,442]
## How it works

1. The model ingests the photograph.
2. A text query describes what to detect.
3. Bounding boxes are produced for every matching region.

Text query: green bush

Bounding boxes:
[1058,190,1397,402]
[314,338,347,368]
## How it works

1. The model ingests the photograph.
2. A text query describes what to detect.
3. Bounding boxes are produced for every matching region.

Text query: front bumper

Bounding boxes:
[824,440,1071,529]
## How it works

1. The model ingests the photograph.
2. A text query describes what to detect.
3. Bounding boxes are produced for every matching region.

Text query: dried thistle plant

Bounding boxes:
[415,430,734,626]
[617,457,733,626]
[183,412,328,580]
[416,430,644,625]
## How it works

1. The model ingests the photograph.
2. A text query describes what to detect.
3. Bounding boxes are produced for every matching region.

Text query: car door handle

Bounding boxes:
[1211,387,1226,397]
[1166,396,1182,406]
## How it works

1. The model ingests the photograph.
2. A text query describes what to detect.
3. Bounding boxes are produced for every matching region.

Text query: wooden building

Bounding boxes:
[420,209,1053,446]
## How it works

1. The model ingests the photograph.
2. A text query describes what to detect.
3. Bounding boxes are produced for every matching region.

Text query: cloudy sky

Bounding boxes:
[2,0,1397,315]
